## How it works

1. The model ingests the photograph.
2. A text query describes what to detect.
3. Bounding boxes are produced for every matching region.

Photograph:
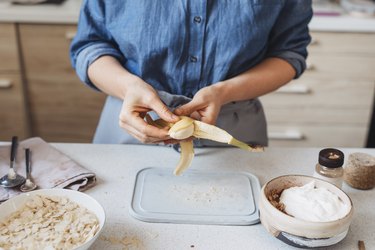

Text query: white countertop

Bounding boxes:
[309,15,375,33]
[46,143,375,250]
[1,0,375,32]
[0,0,81,24]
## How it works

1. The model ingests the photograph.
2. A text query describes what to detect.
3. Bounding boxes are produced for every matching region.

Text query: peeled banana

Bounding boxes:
[145,115,263,175]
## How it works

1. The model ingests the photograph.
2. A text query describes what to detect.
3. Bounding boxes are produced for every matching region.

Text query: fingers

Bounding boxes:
[174,101,203,117]
[152,97,180,123]
[119,80,181,143]
[199,105,219,125]
[119,118,169,144]
[119,111,171,143]
[175,99,219,125]
[163,139,180,145]
[200,114,217,125]
[190,111,201,121]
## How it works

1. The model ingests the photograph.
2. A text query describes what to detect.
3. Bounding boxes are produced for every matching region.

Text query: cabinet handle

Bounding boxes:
[0,79,13,89]
[65,31,77,40]
[269,130,305,141]
[275,85,311,94]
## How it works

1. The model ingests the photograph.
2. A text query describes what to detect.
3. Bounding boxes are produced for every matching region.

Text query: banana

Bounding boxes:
[173,140,194,176]
[145,114,264,175]
[168,116,194,139]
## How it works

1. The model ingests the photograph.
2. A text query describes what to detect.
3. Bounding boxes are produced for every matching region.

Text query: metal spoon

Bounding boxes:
[0,136,25,188]
[20,148,37,192]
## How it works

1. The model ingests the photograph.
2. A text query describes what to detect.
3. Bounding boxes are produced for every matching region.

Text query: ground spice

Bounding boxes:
[267,189,285,212]
[344,152,375,190]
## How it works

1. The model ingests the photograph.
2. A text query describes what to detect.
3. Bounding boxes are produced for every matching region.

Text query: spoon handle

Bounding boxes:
[25,148,31,178]
[10,136,18,168]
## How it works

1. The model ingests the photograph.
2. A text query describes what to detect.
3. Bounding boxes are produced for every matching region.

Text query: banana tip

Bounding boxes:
[249,145,265,152]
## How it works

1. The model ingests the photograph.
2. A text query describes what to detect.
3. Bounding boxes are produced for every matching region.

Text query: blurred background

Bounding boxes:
[0,0,374,147]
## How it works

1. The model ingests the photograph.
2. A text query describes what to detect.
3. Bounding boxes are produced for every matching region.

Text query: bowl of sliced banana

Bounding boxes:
[0,189,105,250]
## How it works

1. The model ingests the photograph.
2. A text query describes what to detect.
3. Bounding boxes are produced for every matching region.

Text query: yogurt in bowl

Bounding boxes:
[259,175,353,248]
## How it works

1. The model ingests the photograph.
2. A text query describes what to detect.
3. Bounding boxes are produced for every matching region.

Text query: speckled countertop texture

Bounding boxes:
[46,143,375,250]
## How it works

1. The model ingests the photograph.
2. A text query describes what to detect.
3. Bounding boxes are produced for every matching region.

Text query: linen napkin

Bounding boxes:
[0,137,96,202]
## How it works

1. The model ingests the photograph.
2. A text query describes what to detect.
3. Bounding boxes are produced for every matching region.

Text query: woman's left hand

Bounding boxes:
[174,84,224,125]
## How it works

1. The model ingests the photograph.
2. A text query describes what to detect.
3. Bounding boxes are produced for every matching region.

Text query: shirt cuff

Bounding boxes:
[75,42,124,90]
[268,51,307,79]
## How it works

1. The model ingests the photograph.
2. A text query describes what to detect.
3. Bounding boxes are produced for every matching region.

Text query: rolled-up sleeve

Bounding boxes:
[266,0,313,78]
[70,0,125,90]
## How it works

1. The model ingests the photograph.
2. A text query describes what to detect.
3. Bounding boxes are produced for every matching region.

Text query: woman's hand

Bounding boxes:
[119,77,179,143]
[88,56,180,143]
[174,84,224,125]
[175,57,297,124]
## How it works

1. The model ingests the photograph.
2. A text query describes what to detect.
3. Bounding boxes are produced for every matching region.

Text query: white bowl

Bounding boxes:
[0,189,105,250]
[259,175,353,248]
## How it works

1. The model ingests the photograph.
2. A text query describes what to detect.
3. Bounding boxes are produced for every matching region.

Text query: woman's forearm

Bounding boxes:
[214,57,296,104]
[87,56,139,100]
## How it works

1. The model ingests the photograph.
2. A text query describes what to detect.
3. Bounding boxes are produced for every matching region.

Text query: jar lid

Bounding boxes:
[319,148,344,168]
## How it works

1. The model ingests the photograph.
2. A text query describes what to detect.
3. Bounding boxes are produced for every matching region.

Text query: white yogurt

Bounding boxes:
[279,181,350,222]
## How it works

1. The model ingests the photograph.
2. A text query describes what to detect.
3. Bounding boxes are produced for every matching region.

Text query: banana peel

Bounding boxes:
[145,114,264,175]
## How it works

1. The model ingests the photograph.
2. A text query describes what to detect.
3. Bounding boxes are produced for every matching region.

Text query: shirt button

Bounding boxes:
[190,56,198,63]
[193,16,201,23]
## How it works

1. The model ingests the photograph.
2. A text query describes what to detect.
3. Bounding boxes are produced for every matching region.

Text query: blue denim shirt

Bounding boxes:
[70,0,312,145]
[70,0,312,97]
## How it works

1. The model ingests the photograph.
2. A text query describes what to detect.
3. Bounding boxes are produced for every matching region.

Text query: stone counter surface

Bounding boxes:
[45,143,374,250]
[0,0,81,24]
[1,0,375,32]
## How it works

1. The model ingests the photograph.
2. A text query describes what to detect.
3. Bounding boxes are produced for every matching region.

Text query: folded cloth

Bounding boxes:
[0,137,96,202]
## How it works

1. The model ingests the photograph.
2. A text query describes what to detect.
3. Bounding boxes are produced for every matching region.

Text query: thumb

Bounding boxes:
[174,101,200,116]
[153,100,179,123]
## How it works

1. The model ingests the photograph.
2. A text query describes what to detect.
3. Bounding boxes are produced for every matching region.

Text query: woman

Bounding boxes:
[70,0,312,146]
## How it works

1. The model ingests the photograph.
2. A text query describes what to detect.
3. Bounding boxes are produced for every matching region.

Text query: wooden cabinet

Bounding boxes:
[0,24,19,71]
[19,24,106,142]
[0,24,29,141]
[260,32,375,147]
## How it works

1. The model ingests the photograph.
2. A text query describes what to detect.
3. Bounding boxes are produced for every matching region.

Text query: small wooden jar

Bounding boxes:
[344,152,375,190]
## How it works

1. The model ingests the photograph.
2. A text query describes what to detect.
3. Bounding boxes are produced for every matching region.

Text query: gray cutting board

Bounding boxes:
[130,167,260,225]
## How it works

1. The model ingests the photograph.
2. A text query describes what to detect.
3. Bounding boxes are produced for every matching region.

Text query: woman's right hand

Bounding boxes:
[119,77,180,143]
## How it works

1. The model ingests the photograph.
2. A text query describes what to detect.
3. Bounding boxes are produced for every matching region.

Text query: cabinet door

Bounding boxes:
[0,23,28,140]
[260,32,375,147]
[267,124,368,148]
[19,24,106,142]
[0,73,29,140]
[0,23,19,72]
